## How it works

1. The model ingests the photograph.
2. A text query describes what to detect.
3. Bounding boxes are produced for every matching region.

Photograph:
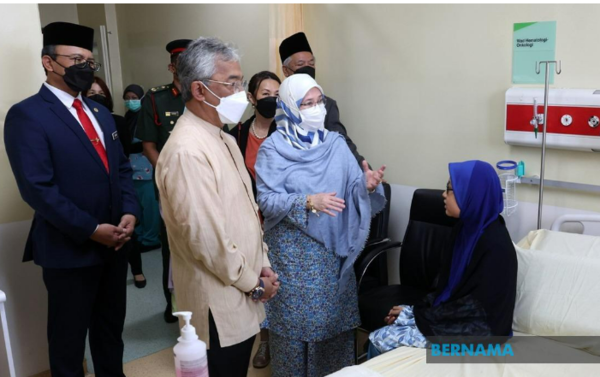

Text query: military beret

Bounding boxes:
[166,39,193,55]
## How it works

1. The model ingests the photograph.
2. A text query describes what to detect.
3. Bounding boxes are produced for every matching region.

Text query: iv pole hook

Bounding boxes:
[535,60,562,230]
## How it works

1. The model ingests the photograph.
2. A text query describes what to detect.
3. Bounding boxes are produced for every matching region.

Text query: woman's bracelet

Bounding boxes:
[306,195,319,216]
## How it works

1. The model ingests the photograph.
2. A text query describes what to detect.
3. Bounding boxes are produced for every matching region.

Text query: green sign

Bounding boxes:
[512,21,557,84]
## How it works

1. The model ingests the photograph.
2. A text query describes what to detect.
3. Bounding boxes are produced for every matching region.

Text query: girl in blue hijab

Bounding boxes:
[369,160,518,356]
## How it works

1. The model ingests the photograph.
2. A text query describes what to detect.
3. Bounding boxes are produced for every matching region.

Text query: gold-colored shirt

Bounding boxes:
[156,110,269,348]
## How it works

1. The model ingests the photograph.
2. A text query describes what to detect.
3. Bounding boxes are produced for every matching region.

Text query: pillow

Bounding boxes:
[514,245,600,355]
[517,229,600,259]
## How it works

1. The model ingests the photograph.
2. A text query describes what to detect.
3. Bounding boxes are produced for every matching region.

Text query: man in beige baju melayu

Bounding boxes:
[156,37,279,377]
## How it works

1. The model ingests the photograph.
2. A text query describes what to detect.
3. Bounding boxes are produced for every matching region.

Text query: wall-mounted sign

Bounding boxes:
[512,21,557,84]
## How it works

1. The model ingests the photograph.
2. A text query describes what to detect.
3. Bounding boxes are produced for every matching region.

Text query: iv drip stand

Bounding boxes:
[535,60,561,230]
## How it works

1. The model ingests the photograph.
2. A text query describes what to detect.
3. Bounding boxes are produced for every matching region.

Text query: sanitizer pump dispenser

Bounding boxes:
[173,311,208,377]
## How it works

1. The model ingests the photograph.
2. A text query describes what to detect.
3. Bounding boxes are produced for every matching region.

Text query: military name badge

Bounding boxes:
[165,111,179,117]
[112,131,118,140]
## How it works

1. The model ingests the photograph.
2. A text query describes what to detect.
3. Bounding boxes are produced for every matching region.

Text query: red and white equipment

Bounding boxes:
[505,88,600,152]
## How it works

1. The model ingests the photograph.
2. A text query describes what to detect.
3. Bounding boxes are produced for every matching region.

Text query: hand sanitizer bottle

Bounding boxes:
[173,311,208,377]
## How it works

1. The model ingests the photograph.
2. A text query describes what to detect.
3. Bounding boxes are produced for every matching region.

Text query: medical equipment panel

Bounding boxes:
[505,88,600,152]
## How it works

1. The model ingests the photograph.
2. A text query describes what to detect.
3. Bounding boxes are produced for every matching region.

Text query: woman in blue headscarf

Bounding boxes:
[255,74,387,376]
[369,160,518,356]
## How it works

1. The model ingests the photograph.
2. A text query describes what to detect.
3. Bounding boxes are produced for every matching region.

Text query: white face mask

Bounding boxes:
[202,82,249,124]
[299,103,327,132]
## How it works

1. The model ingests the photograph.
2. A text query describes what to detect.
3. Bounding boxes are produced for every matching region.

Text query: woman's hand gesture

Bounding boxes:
[362,160,386,193]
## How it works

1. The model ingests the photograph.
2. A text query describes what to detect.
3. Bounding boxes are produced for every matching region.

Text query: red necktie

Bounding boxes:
[72,99,109,172]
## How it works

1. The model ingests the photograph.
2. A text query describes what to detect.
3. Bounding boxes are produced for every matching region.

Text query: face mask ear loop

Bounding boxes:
[48,57,66,78]
[200,81,222,109]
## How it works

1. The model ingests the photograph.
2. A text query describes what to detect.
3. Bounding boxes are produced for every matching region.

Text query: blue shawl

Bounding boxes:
[434,160,504,306]
[255,131,386,293]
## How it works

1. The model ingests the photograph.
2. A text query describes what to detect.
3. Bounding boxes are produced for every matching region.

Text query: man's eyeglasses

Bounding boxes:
[205,79,248,93]
[53,54,101,72]
[299,96,326,109]
[446,182,453,193]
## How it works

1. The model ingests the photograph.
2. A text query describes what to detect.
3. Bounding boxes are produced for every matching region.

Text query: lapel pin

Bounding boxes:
[93,108,99,113]
[112,131,118,140]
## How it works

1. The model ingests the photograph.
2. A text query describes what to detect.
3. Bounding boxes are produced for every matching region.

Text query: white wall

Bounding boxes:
[303,4,600,284]
[386,184,600,285]
[116,4,270,97]
[1,5,49,377]
[0,3,44,226]
[304,4,600,216]
[38,4,79,26]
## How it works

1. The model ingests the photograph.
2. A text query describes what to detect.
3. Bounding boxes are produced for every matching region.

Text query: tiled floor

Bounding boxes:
[90,336,271,377]
[97,332,370,377]
[85,249,272,376]
[85,248,180,373]
[85,249,368,376]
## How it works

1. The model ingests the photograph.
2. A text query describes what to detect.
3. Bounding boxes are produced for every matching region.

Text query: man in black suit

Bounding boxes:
[279,32,365,165]
[4,22,139,377]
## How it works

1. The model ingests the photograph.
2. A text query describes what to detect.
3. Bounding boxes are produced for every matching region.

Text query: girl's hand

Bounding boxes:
[384,305,403,325]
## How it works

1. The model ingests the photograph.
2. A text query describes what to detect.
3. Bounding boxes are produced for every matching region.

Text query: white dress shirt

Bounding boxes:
[44,82,106,148]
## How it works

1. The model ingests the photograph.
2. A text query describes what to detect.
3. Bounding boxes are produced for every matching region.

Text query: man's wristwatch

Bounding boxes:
[247,278,265,300]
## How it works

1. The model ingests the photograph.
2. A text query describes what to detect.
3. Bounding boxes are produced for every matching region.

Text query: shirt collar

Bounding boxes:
[184,108,224,137]
[44,82,85,109]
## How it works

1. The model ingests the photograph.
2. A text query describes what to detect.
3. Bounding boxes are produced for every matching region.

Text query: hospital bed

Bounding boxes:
[329,214,600,377]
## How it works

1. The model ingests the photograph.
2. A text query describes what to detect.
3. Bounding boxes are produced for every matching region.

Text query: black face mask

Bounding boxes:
[52,59,95,93]
[255,96,277,119]
[292,66,316,79]
[88,94,109,109]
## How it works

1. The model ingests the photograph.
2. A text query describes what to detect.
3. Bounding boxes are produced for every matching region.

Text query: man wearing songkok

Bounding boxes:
[4,21,139,377]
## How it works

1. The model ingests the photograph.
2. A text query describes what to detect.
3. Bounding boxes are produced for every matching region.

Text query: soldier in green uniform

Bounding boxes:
[136,39,191,323]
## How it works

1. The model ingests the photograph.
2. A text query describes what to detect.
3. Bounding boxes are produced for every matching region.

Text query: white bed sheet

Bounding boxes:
[329,332,600,377]
[517,229,600,258]
[329,229,600,377]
